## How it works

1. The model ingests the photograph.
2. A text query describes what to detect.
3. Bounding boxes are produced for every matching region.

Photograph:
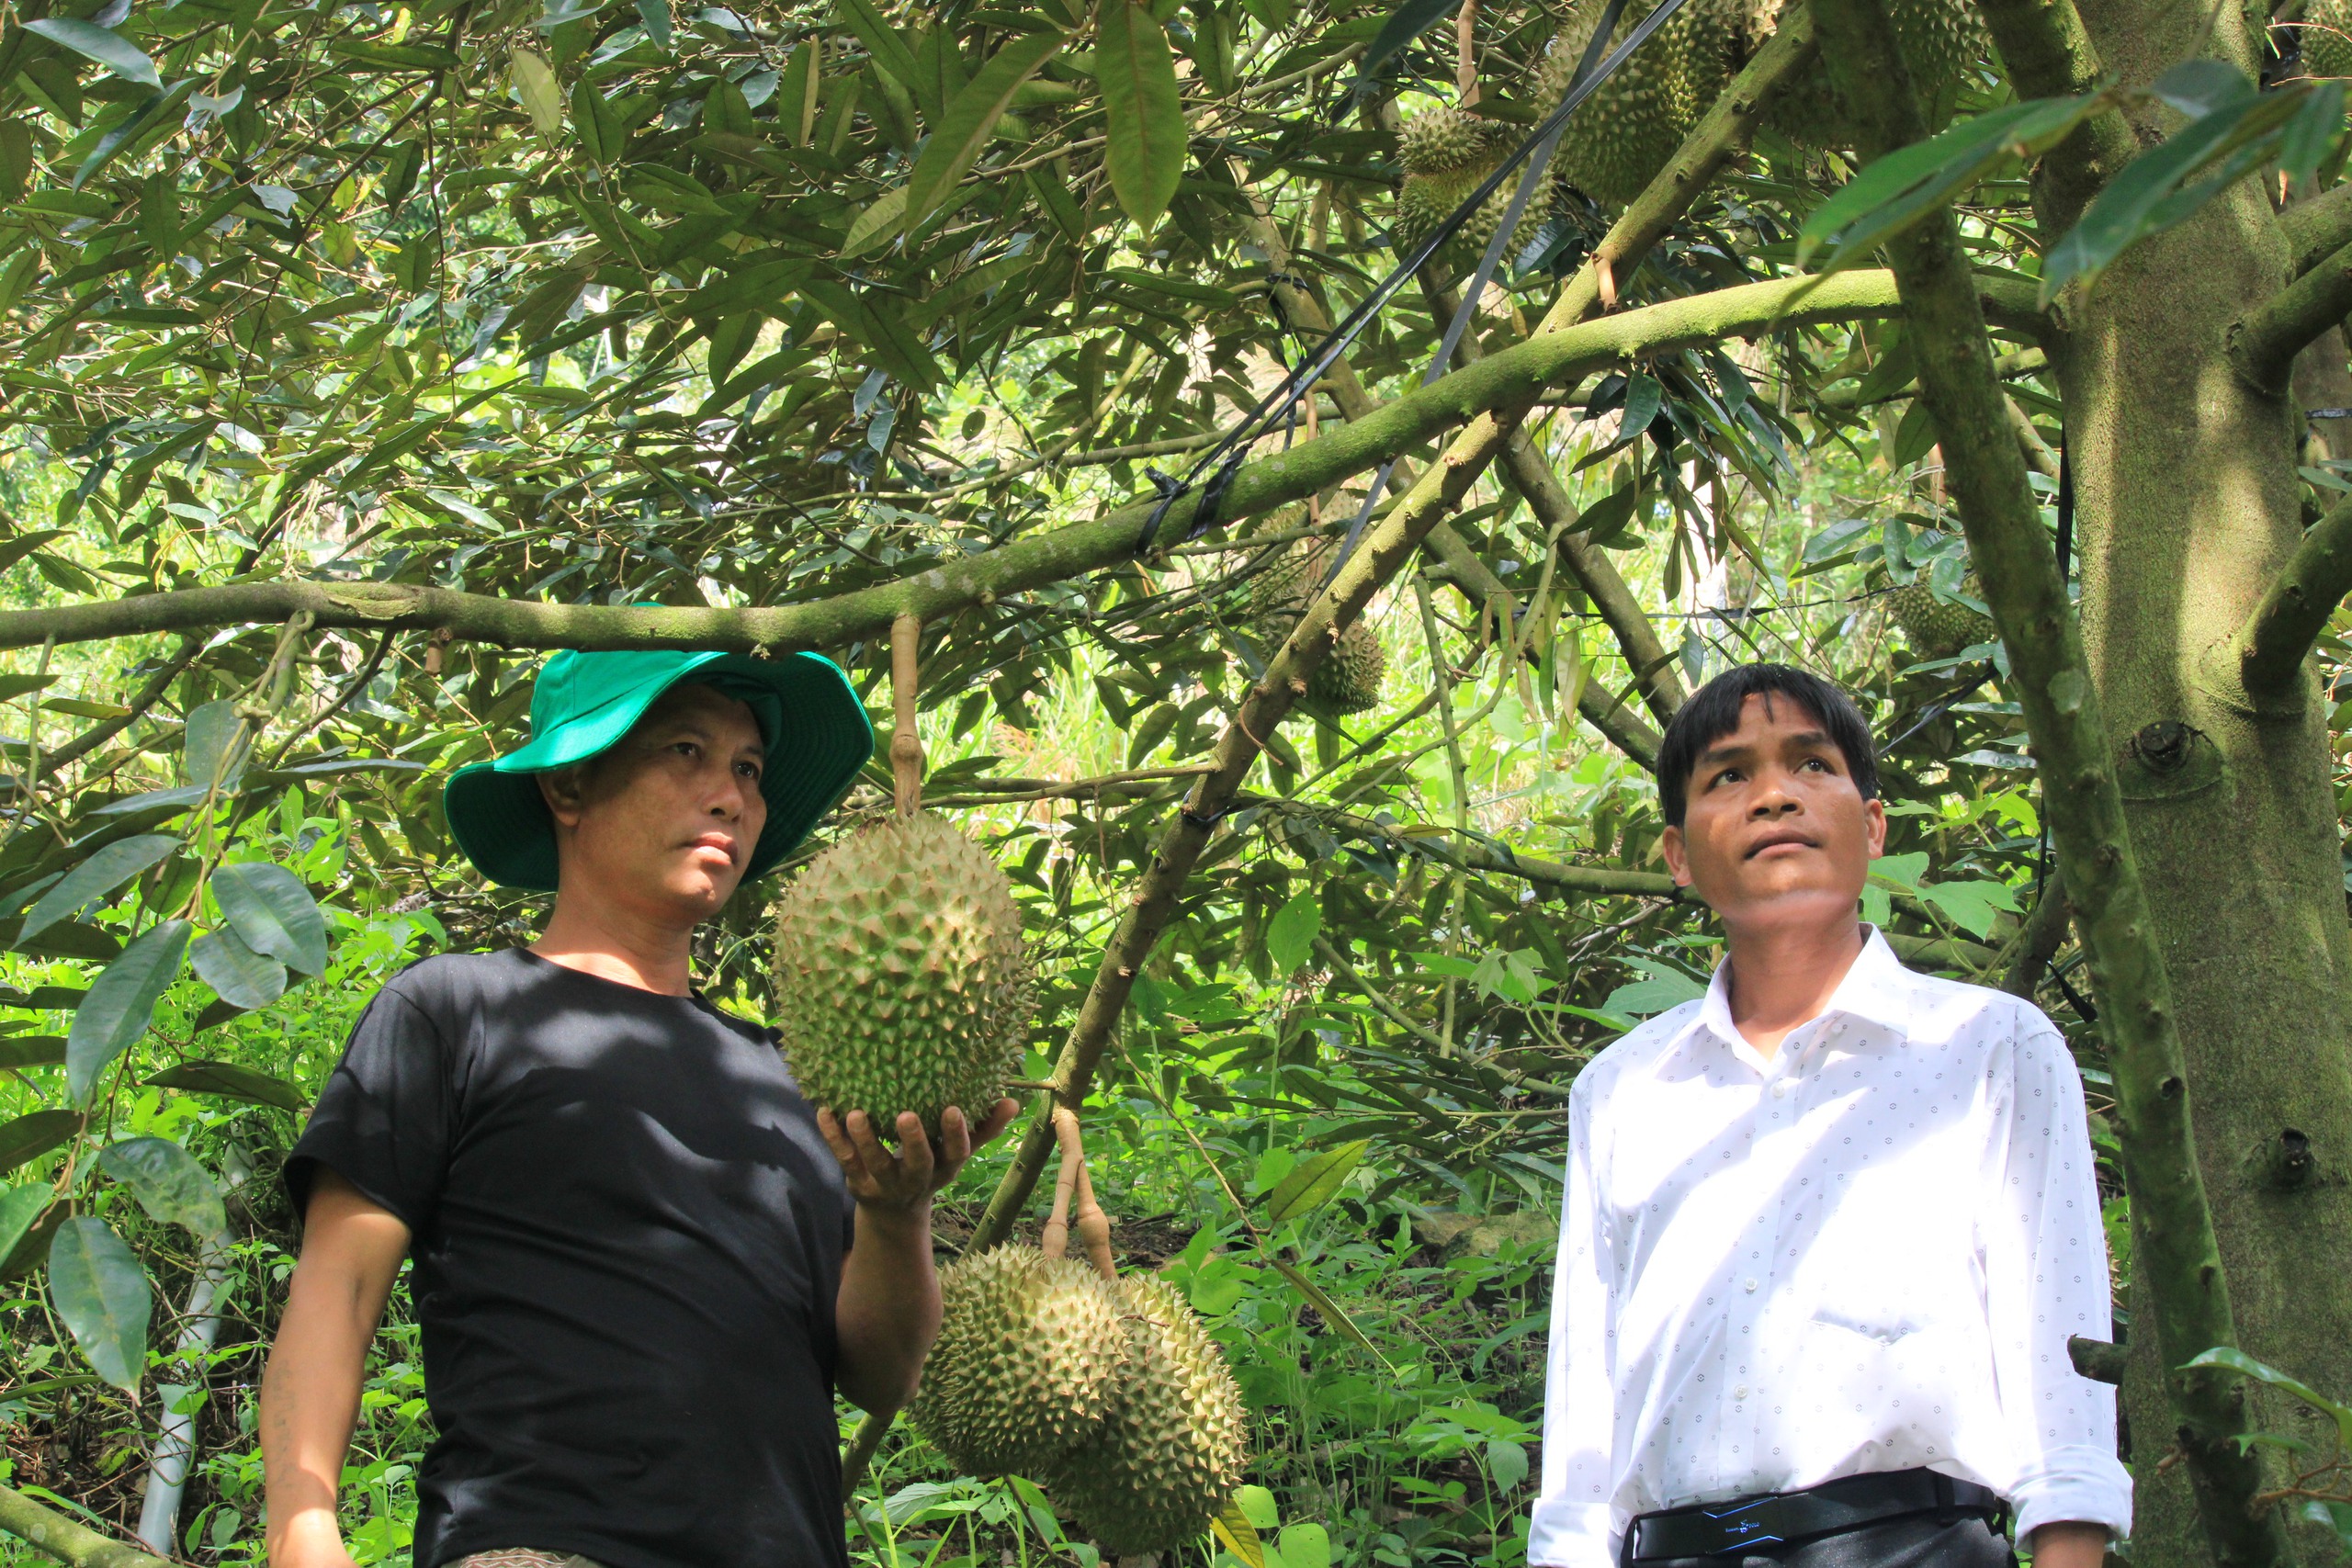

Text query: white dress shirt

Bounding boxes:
[1528,927,2131,1566]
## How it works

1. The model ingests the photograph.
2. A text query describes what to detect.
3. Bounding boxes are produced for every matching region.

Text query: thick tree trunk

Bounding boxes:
[2057,3,2352,1559]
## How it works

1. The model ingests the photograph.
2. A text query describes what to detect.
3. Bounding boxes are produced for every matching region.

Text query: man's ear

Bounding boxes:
[1861,795,1887,860]
[537,765,588,828]
[1660,822,1692,888]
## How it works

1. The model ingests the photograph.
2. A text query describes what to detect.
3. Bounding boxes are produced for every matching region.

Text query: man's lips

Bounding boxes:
[1745,830,1817,859]
[685,833,741,863]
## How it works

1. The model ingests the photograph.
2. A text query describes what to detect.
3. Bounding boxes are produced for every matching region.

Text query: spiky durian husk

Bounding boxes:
[908,1247,1126,1476]
[1538,0,1741,205]
[771,812,1032,1140]
[1754,0,1987,147]
[1392,111,1551,266]
[1248,543,1388,716]
[1043,1276,1248,1556]
[2304,0,2352,76]
[1886,572,1996,659]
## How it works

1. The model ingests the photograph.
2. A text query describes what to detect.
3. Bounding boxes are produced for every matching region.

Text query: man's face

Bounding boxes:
[539,682,769,924]
[1659,692,1885,930]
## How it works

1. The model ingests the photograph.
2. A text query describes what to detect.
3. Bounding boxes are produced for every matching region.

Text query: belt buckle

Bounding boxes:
[1701,1494,1788,1551]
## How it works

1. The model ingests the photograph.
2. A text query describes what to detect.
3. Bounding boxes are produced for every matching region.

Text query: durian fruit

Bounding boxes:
[1751,0,1988,148]
[1248,543,1388,716]
[1392,106,1552,265]
[1539,0,1742,206]
[908,1247,1127,1476]
[1042,1275,1248,1555]
[2302,0,2352,76]
[1886,571,1996,658]
[771,812,1033,1139]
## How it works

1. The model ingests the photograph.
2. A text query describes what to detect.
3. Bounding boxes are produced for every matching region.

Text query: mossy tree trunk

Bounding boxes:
[2054,0,2352,1558]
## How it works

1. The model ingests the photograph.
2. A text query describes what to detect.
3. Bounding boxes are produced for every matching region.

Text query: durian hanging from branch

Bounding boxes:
[771,612,1033,1141]
[910,1112,1250,1558]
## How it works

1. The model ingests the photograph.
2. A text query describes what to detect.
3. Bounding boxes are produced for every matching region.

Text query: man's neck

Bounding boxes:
[1720,912,1867,1061]
[532,897,697,996]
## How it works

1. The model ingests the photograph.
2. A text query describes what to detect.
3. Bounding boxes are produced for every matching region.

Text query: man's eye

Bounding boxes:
[737,761,762,781]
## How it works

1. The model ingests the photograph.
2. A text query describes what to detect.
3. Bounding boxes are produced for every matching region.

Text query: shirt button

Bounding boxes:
[1771,1081,1791,1099]
[1735,1384,1750,1400]
[1744,1277,1758,1292]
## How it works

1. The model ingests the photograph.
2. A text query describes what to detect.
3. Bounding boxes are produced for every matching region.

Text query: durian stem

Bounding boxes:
[1040,1112,1082,1261]
[889,611,923,817]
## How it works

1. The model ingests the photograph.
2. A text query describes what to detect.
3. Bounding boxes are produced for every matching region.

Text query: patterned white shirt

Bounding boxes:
[1528,927,2131,1565]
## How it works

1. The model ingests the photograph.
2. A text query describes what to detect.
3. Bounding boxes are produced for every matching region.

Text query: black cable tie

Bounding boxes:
[2310,407,2352,421]
[1183,448,1251,545]
[1135,468,1191,554]
[1181,803,1231,829]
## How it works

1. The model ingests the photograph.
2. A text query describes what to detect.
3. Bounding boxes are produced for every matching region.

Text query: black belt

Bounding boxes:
[1623,1469,2008,1563]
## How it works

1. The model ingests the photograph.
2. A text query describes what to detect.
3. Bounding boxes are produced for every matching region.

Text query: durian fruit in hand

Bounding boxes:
[1248,543,1387,716]
[772,812,1033,1141]
[1540,0,1741,206]
[908,1247,1126,1476]
[1392,106,1551,267]
[1886,571,1996,659]
[1042,1275,1249,1556]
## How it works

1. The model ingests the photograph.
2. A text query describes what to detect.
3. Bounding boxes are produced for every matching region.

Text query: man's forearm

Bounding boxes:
[2031,1523,2109,1567]
[834,1199,941,1416]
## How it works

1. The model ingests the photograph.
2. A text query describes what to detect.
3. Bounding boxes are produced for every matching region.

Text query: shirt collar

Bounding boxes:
[1684,924,1919,1059]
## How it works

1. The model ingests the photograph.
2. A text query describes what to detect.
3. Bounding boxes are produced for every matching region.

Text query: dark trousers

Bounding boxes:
[1634,1513,2018,1567]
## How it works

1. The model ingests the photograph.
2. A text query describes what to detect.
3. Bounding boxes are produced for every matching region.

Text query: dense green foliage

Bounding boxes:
[0,0,2346,1552]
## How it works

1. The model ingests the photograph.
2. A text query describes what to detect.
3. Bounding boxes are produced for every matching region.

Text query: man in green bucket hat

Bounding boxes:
[256,648,1016,1568]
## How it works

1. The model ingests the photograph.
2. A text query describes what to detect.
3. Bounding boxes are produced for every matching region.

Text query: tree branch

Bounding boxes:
[0,273,2005,662]
[2280,178,2352,277]
[2230,237,2352,392]
[2224,489,2352,706]
[1810,0,2280,1558]
[1969,0,2133,230]
[0,1483,171,1568]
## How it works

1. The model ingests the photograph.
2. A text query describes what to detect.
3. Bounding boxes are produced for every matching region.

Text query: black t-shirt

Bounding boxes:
[285,949,854,1568]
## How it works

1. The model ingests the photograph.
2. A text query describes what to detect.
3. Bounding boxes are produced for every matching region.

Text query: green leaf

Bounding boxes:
[512,48,565,138]
[23,18,161,87]
[1276,1522,1332,1568]
[1265,889,1321,975]
[47,1217,151,1391]
[1233,1484,1280,1530]
[0,1184,51,1268]
[0,1035,62,1070]
[18,834,176,946]
[1600,959,1705,1019]
[1211,1496,1267,1568]
[904,29,1066,230]
[1265,1138,1368,1224]
[1097,0,1185,230]
[1796,95,2107,276]
[1485,1439,1529,1493]
[190,927,288,1010]
[2185,1345,2352,1449]
[1266,1253,1396,1370]
[2041,73,2313,303]
[1351,0,1457,90]
[842,185,910,257]
[145,1058,308,1112]
[210,863,328,976]
[182,699,249,792]
[837,0,922,89]
[638,0,674,45]
[0,1109,82,1175]
[97,1136,226,1243]
[65,919,190,1106]
[1917,877,2021,939]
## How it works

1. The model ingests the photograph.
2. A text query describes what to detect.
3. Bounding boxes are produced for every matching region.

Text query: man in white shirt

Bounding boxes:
[1529,664,2129,1568]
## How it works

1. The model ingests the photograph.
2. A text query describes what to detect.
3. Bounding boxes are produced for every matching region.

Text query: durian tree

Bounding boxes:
[0,0,2347,1556]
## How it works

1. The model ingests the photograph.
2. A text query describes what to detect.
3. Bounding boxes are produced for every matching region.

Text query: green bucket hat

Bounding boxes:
[444,648,875,892]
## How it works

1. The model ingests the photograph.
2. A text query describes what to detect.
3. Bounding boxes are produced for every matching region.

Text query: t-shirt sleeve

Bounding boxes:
[284,986,456,1234]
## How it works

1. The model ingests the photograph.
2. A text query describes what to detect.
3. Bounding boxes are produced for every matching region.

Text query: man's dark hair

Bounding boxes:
[1654,663,1880,828]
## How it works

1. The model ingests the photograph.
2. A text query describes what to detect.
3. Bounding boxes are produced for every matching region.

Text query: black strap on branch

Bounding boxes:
[1131,0,1687,557]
